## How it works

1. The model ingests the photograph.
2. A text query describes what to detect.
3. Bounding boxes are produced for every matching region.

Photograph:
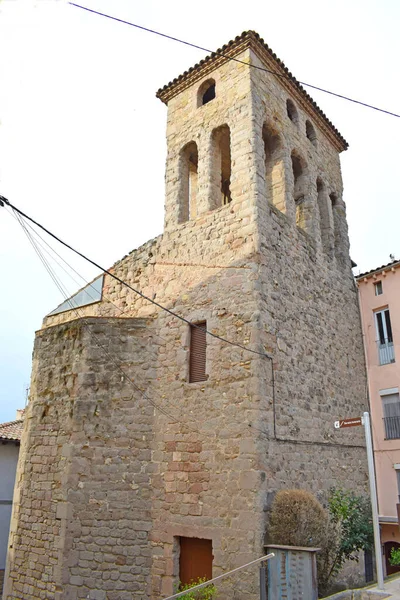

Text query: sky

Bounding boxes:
[0,0,399,423]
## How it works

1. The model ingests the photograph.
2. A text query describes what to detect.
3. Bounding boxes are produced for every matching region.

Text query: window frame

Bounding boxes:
[381,391,400,439]
[189,321,207,383]
[374,308,393,345]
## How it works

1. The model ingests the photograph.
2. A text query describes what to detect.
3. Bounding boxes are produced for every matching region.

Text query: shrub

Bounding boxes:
[267,488,373,596]
[390,548,400,566]
[269,489,329,548]
[176,578,217,600]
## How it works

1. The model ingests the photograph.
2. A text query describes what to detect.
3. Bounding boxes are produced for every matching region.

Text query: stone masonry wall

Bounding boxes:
[5,318,155,600]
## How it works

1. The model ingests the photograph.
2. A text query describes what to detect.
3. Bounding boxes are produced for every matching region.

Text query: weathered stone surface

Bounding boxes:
[5,36,368,600]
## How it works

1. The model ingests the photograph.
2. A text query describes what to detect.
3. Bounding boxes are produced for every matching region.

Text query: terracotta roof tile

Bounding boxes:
[355,259,400,280]
[156,30,348,151]
[0,418,24,442]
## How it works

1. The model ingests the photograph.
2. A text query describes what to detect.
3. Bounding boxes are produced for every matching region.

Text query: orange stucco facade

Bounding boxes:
[357,260,400,573]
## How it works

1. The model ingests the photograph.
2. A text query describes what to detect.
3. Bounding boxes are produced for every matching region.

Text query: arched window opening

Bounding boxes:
[330,192,338,207]
[317,178,333,256]
[291,151,308,230]
[286,99,298,124]
[179,141,198,223]
[211,125,232,209]
[306,120,317,147]
[197,79,216,107]
[262,123,285,212]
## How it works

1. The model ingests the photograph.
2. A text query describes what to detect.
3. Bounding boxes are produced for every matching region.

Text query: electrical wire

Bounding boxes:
[0,196,271,361]
[14,209,201,434]
[7,205,365,451]
[68,2,400,119]
[13,208,244,364]
[13,209,253,433]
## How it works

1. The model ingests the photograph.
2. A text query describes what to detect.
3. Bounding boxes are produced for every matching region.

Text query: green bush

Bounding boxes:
[389,547,400,566]
[176,577,217,600]
[267,488,373,596]
[268,489,329,549]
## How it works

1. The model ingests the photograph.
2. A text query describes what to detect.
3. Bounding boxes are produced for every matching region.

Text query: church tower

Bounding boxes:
[5,32,368,600]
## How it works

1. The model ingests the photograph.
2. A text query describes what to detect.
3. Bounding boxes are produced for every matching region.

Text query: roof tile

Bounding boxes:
[0,418,24,442]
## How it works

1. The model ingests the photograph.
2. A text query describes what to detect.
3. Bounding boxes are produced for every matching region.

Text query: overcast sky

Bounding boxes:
[0,0,399,423]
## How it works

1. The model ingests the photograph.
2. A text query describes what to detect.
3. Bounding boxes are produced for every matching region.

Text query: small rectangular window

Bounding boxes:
[179,537,213,586]
[189,322,207,383]
[374,281,383,296]
[383,393,400,439]
[374,308,395,365]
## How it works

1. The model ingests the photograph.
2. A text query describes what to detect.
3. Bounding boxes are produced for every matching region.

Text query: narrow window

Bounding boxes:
[189,321,207,383]
[305,120,317,147]
[382,393,400,439]
[375,308,395,365]
[291,151,309,231]
[197,79,216,107]
[179,537,213,586]
[329,192,342,261]
[263,123,285,212]
[374,281,383,296]
[317,178,333,256]
[210,125,231,209]
[286,99,298,124]
[179,142,198,223]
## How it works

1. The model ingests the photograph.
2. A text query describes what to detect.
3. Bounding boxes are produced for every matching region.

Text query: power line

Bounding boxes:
[68,2,400,119]
[14,208,266,436]
[14,209,200,433]
[12,208,246,367]
[0,195,271,360]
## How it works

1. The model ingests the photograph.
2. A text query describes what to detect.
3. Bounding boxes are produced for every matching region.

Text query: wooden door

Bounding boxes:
[179,537,213,586]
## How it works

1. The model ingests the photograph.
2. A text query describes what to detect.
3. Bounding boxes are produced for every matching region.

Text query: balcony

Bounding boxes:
[377,339,395,365]
[383,416,400,440]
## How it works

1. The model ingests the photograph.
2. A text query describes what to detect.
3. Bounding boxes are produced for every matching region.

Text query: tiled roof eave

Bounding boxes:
[0,419,24,441]
[156,30,348,153]
[355,259,400,280]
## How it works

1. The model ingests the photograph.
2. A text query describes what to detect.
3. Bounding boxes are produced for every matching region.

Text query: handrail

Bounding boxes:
[161,553,275,600]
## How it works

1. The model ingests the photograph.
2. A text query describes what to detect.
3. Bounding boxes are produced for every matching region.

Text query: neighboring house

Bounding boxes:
[356,260,400,577]
[5,31,369,600]
[0,412,24,595]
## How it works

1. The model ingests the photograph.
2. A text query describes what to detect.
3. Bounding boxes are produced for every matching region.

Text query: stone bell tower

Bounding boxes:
[157,30,350,272]
[5,32,368,600]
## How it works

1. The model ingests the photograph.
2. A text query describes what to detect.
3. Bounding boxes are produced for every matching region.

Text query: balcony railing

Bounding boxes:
[383,416,400,440]
[377,339,395,365]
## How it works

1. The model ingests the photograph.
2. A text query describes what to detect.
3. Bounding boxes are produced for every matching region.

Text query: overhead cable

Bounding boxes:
[0,195,271,360]
[68,2,400,119]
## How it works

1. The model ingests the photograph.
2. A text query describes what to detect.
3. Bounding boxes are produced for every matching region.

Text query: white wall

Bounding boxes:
[0,443,20,569]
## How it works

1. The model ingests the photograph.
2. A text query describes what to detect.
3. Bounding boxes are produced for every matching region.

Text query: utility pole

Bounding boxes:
[334,412,384,590]
[363,411,384,590]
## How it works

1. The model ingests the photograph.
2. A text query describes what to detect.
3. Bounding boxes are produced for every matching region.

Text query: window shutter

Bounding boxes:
[189,321,207,383]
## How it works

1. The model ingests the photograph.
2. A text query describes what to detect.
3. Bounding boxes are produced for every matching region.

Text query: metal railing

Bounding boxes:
[383,416,400,440]
[162,553,274,600]
[377,339,395,365]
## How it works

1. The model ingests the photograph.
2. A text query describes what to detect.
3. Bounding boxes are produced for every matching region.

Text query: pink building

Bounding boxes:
[356,259,400,576]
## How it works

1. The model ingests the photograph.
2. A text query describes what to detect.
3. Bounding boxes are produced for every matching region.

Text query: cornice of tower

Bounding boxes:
[156,30,348,153]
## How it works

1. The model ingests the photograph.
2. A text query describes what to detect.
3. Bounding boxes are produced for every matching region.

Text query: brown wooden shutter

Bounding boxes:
[189,321,207,383]
[179,537,213,585]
